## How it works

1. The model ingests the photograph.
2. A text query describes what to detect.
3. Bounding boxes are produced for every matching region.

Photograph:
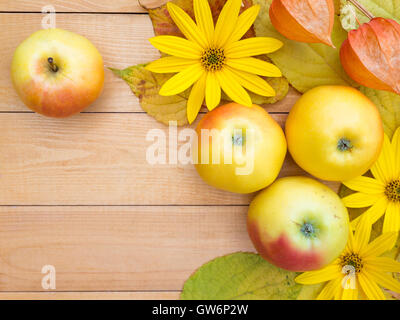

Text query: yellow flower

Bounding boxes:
[146,0,283,123]
[296,217,400,300]
[342,127,400,232]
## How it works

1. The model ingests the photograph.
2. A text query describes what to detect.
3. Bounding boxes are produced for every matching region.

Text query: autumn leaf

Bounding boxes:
[112,0,289,126]
[360,87,400,138]
[143,0,256,39]
[254,0,354,93]
[181,252,303,300]
[111,64,288,126]
[111,65,189,126]
[269,0,335,47]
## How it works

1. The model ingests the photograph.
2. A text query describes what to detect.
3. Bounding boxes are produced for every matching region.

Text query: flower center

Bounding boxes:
[340,253,363,274]
[385,179,400,202]
[201,48,226,72]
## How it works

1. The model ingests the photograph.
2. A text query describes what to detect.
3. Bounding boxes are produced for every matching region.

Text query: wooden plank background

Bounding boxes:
[0,0,339,299]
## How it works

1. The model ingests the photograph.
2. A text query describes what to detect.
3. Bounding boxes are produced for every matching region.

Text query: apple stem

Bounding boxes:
[48,57,59,72]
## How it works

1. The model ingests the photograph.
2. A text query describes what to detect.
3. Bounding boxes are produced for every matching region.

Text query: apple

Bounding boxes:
[11,28,104,117]
[194,103,287,194]
[247,176,349,272]
[285,86,383,181]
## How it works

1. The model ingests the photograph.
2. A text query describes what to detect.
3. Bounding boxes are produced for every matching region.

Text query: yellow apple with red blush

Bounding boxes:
[11,28,104,117]
[194,103,287,194]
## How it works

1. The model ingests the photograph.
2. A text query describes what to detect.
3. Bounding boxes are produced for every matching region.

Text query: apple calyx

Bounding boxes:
[300,222,317,238]
[232,132,245,146]
[47,57,59,72]
[337,138,353,152]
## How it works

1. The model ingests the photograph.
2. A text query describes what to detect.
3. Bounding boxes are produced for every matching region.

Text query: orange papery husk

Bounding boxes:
[340,17,400,94]
[269,0,335,47]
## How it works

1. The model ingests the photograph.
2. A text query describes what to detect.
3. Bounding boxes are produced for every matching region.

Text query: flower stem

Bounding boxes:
[347,0,375,20]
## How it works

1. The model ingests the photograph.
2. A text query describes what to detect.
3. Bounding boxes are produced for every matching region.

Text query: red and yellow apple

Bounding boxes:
[194,103,287,194]
[11,28,104,117]
[247,176,349,272]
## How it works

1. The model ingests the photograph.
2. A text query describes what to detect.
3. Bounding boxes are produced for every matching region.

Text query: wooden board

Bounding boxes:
[0,2,340,299]
[0,113,338,205]
[0,292,181,300]
[0,206,254,291]
[0,13,302,113]
[1,0,146,13]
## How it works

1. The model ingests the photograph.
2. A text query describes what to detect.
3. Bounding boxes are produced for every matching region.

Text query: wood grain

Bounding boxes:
[0,206,254,291]
[0,13,301,114]
[0,113,338,205]
[0,13,158,113]
[1,0,146,13]
[0,7,340,299]
[0,291,180,300]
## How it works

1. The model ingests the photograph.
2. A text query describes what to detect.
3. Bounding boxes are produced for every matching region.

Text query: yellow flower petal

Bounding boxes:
[213,0,242,47]
[383,202,400,233]
[342,286,359,300]
[193,0,214,45]
[365,256,400,273]
[215,69,252,107]
[225,37,283,59]
[342,192,382,208]
[159,63,204,96]
[226,57,282,77]
[353,215,372,253]
[350,197,388,229]
[149,36,202,59]
[295,263,341,285]
[167,2,207,48]
[347,225,357,252]
[358,272,386,300]
[342,176,385,194]
[371,134,396,184]
[205,72,221,111]
[226,5,260,44]
[227,67,276,97]
[146,57,199,73]
[187,73,207,124]
[364,268,400,294]
[334,285,343,300]
[362,232,398,258]
[392,127,400,177]
[316,278,342,300]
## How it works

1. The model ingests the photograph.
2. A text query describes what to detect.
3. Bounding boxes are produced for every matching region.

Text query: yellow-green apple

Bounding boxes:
[194,103,287,194]
[247,176,349,271]
[11,28,104,117]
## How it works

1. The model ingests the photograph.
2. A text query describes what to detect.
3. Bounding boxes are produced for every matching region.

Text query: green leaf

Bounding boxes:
[111,65,190,126]
[253,0,354,93]
[180,252,303,300]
